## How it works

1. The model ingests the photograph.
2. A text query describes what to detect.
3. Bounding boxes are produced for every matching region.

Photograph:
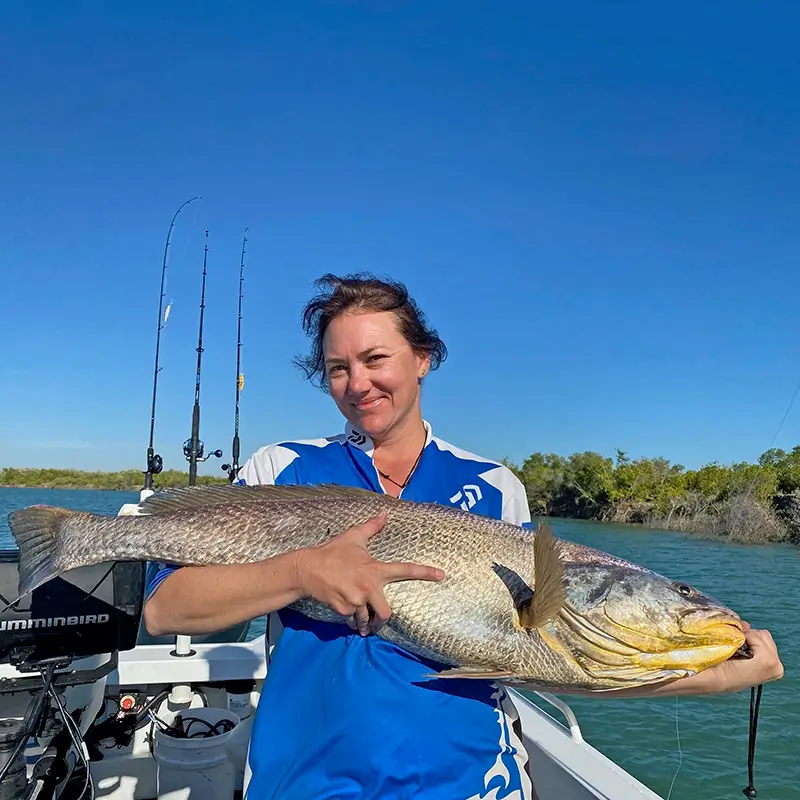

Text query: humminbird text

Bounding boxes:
[0,614,110,631]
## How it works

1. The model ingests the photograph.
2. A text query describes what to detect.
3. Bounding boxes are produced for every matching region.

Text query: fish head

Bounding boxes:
[529,558,745,690]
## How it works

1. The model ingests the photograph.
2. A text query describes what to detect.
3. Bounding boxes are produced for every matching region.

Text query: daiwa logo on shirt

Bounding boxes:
[450,484,483,510]
[347,431,368,447]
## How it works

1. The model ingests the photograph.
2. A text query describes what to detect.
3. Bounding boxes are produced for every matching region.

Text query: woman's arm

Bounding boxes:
[143,551,308,636]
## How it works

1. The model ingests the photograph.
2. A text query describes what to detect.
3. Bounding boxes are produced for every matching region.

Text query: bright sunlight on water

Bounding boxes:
[0,488,796,799]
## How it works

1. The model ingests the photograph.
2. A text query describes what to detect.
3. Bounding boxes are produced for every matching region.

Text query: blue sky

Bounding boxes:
[1,1,799,475]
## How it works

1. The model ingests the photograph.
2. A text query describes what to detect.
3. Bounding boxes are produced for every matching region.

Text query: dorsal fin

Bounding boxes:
[138,483,398,516]
[517,521,566,629]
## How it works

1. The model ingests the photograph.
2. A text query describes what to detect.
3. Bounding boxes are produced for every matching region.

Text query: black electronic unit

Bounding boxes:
[0,550,145,683]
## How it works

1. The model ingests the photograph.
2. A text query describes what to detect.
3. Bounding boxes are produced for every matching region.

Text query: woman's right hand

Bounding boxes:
[292,511,445,636]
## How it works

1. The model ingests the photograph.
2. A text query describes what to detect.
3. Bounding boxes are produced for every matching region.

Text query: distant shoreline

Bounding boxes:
[2,484,147,492]
[0,467,228,492]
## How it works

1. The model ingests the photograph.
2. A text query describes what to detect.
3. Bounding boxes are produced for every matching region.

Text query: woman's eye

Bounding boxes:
[367,354,387,363]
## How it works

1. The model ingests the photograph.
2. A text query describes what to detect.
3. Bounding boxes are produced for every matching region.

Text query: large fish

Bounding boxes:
[6,483,746,692]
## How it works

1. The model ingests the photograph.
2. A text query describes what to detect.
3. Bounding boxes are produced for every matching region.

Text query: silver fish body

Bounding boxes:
[6,483,745,693]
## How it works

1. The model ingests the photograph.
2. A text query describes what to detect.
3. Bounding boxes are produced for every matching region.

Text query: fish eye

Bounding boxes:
[673,583,696,598]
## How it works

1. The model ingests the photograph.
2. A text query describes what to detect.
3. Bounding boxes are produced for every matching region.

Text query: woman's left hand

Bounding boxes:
[709,623,784,693]
[661,622,784,696]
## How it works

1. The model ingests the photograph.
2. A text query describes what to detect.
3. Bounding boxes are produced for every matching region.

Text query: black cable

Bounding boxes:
[46,681,93,800]
[183,717,236,739]
[742,684,763,798]
[132,691,170,726]
[79,563,118,603]
[0,663,56,785]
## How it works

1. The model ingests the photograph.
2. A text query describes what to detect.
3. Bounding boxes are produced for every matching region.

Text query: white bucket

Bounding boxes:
[154,707,241,800]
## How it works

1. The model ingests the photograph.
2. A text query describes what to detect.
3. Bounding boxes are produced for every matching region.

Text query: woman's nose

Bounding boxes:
[347,365,371,394]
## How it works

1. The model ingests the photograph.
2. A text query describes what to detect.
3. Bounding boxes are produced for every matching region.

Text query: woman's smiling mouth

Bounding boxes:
[355,397,385,411]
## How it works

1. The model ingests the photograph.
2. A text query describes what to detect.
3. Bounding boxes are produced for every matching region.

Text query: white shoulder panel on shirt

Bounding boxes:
[430,435,503,466]
[237,436,340,485]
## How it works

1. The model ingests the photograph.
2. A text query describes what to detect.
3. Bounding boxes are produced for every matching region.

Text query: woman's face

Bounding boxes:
[323,310,429,441]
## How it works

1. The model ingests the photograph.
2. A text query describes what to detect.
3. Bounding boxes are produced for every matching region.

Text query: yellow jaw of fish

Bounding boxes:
[543,605,746,686]
[633,613,745,672]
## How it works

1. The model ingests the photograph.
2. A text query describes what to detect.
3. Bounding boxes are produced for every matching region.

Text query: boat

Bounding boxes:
[0,487,666,800]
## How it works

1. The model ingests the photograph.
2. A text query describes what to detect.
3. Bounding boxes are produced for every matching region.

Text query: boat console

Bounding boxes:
[0,551,145,686]
[0,550,146,799]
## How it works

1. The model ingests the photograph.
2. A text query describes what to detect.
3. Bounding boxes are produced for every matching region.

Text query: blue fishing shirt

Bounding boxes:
[147,420,535,799]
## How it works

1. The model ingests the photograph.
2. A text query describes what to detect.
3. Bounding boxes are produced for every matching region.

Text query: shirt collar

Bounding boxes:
[343,419,433,458]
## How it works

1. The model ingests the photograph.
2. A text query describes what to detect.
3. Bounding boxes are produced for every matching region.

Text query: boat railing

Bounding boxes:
[531,692,584,742]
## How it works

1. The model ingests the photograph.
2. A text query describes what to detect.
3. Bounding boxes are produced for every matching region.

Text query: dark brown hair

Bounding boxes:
[294,272,448,391]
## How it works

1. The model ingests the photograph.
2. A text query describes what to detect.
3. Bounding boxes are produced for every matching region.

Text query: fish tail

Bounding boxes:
[7,505,82,600]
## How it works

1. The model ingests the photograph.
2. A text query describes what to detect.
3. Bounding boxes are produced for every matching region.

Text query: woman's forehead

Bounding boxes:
[323,310,405,351]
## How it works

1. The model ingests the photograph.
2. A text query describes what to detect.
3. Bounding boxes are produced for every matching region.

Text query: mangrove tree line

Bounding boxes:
[503,446,800,544]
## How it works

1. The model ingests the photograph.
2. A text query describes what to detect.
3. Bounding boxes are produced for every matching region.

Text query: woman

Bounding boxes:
[144,273,783,800]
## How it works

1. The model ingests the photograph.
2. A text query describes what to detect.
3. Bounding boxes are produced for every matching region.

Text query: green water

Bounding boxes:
[1,487,796,799]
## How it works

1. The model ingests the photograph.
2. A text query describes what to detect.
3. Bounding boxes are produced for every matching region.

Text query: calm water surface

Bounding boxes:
[1,487,797,799]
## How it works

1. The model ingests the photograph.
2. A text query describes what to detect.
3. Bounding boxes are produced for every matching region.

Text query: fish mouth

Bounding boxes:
[634,613,744,673]
[543,603,745,685]
[537,610,696,688]
[678,610,745,647]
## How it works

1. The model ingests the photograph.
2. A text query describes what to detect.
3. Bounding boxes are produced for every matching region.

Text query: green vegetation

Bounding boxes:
[5,446,800,545]
[503,446,800,545]
[0,467,228,491]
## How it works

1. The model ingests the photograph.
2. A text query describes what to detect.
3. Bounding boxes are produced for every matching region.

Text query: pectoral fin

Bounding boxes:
[516,521,566,629]
[424,666,515,680]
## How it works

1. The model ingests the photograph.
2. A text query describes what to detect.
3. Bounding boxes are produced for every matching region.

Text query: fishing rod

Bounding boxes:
[183,230,222,485]
[143,196,201,493]
[222,228,247,484]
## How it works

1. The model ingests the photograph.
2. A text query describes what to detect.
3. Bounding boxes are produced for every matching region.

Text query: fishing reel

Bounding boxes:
[182,439,223,463]
[146,453,163,476]
[221,463,238,483]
